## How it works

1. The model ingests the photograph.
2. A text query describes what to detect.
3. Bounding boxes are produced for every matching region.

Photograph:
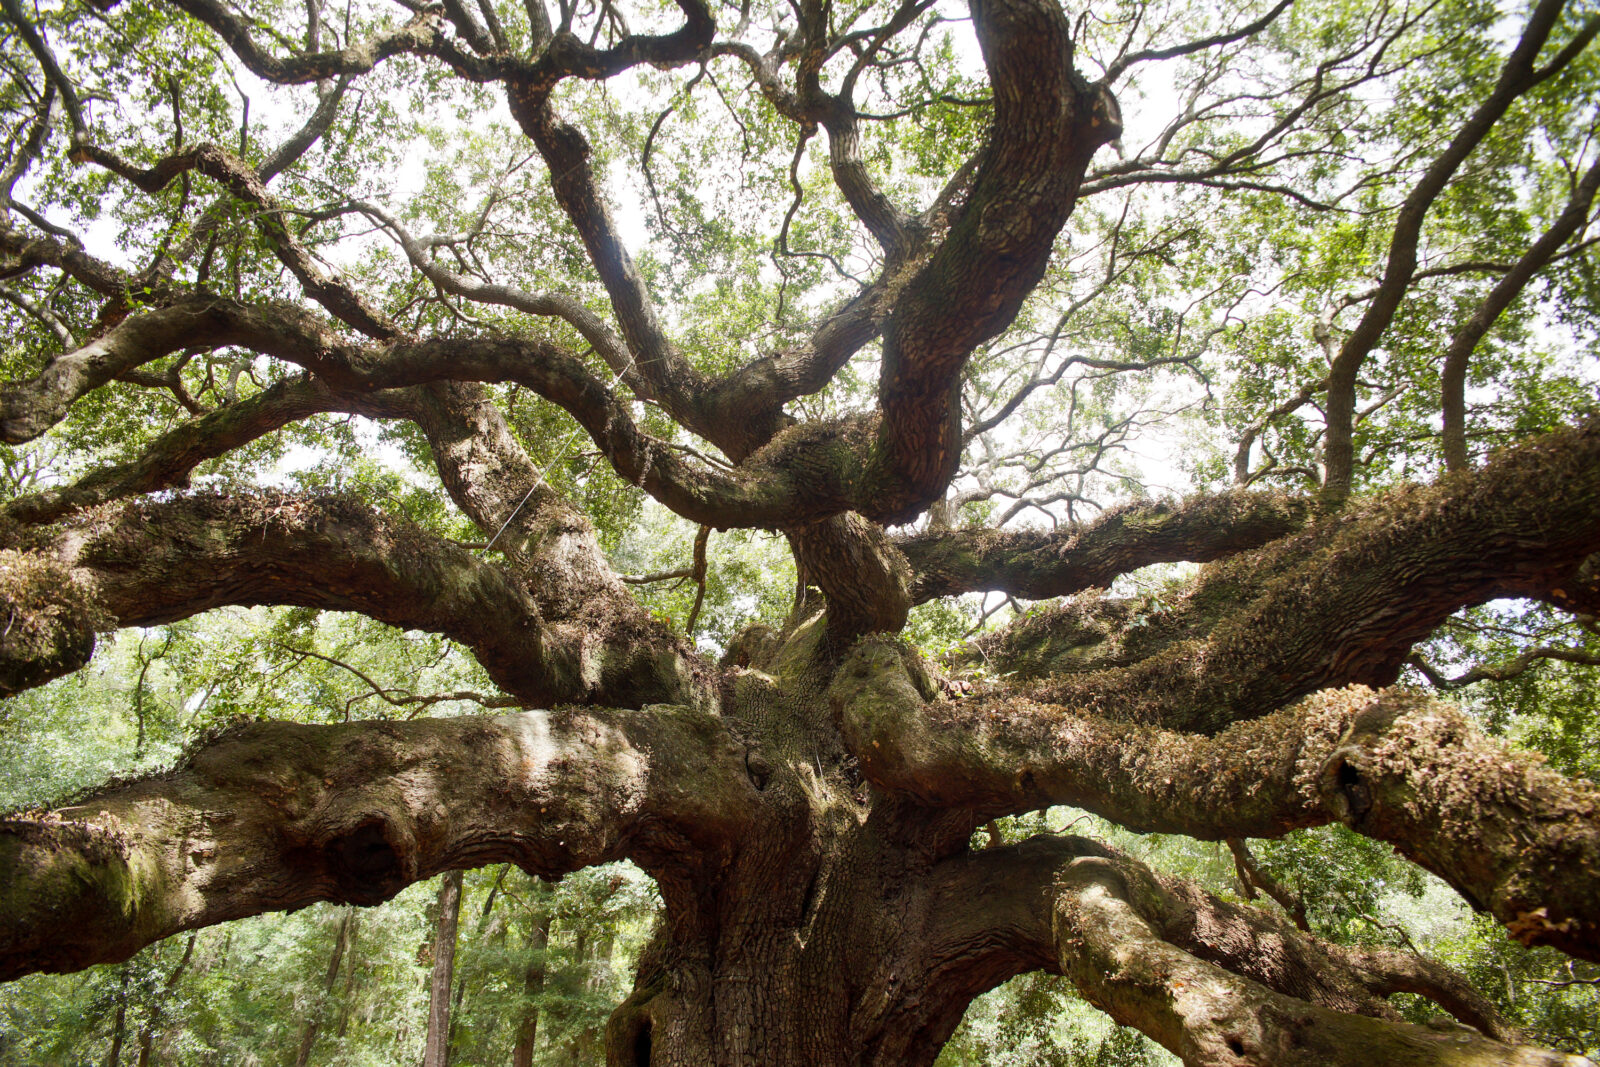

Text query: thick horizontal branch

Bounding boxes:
[0,294,925,530]
[2,377,348,524]
[897,490,1311,603]
[162,0,468,84]
[0,704,754,981]
[0,295,337,445]
[835,645,1600,960]
[980,417,1600,730]
[45,492,562,699]
[0,216,140,301]
[0,491,697,707]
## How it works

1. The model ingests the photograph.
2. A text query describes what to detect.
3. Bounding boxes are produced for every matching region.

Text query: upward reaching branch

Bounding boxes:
[1322,0,1597,505]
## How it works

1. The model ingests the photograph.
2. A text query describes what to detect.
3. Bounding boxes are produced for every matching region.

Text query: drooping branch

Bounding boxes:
[0,295,340,445]
[1227,837,1309,931]
[904,836,1564,1066]
[16,492,559,700]
[897,489,1311,603]
[0,483,703,707]
[1409,644,1600,690]
[1032,839,1581,1065]
[0,703,755,982]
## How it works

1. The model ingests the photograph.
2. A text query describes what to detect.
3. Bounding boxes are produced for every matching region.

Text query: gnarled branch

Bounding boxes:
[0,703,754,981]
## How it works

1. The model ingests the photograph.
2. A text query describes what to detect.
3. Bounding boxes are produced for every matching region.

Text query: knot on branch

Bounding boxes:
[321,817,412,905]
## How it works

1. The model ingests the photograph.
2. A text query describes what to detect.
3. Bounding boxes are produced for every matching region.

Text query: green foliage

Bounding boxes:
[937,971,1176,1067]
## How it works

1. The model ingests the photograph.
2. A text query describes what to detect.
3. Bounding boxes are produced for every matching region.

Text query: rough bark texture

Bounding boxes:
[1,423,1597,1067]
[4,0,1600,1061]
[0,706,752,980]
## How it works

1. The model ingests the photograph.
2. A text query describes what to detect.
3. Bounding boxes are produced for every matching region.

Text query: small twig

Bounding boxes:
[622,567,694,584]
[1226,838,1310,932]
[274,643,520,720]
[1351,910,1423,957]
[684,525,711,634]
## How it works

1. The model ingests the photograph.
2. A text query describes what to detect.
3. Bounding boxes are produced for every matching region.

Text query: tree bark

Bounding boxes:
[335,913,361,1040]
[134,932,195,1067]
[0,706,753,980]
[104,964,130,1067]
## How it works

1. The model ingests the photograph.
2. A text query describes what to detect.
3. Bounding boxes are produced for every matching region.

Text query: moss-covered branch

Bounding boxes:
[834,648,1600,960]
[918,835,1539,1061]
[1041,838,1587,1065]
[897,489,1311,603]
[0,704,754,982]
[977,417,1600,731]
[0,491,703,707]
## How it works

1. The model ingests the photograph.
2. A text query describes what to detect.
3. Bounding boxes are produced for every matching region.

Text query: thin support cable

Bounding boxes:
[482,359,635,553]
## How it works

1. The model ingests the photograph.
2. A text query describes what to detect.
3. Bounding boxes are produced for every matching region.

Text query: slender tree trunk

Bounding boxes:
[335,912,361,1040]
[135,932,195,1067]
[104,964,131,1067]
[294,907,356,1067]
[511,891,553,1067]
[422,871,463,1067]
[446,866,507,1060]
[569,930,616,1065]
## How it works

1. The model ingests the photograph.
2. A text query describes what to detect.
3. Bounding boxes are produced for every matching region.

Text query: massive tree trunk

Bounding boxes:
[2,422,1600,1064]
[3,419,1599,1066]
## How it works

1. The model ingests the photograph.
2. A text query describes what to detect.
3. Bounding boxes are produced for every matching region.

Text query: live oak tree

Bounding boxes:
[1,0,1600,1060]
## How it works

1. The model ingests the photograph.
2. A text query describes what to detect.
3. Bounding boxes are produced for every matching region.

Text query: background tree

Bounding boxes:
[1,0,1600,1062]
